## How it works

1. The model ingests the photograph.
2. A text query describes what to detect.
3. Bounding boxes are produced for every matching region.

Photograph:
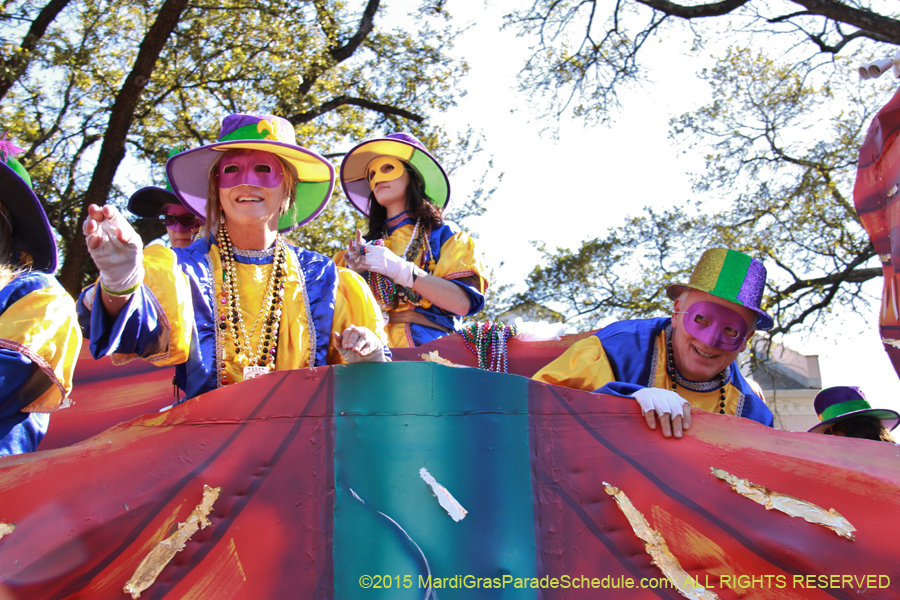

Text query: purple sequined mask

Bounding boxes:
[679,301,749,352]
[218,150,284,189]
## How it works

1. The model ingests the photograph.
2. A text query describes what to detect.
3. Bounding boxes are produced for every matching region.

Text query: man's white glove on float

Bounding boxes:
[631,387,690,419]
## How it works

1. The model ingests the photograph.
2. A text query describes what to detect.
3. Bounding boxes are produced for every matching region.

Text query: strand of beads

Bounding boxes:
[218,225,287,385]
[459,321,519,372]
[365,221,428,310]
[665,333,727,413]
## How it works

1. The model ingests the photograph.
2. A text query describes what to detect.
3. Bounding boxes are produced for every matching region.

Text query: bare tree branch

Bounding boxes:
[289,95,425,124]
[0,0,73,100]
[58,0,191,295]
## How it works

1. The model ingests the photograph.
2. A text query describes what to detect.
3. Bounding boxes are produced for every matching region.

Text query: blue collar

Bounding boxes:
[385,211,415,236]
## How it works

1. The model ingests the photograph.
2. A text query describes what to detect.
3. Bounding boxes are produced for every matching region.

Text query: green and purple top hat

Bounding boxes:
[165,114,335,232]
[666,248,774,330]
[0,137,57,273]
[340,132,450,215]
[128,149,191,219]
[808,386,900,434]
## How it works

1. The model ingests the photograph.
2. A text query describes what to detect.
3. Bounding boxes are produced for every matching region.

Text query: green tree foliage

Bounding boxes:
[505,0,900,121]
[514,47,891,336]
[1,0,482,296]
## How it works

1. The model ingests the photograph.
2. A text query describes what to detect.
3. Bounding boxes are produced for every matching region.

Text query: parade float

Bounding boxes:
[0,331,897,599]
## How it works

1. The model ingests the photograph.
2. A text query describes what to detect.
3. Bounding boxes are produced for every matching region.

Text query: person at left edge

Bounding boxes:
[0,137,81,455]
[78,114,388,403]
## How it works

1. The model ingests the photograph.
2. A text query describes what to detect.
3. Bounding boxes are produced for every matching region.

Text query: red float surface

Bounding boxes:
[41,346,177,451]
[44,332,592,450]
[530,382,900,599]
[0,364,897,599]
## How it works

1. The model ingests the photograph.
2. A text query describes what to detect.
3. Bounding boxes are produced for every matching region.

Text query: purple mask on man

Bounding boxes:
[217,150,284,189]
[678,301,749,352]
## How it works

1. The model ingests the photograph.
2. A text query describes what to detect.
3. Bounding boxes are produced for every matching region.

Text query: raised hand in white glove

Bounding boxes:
[362,243,418,287]
[332,325,389,363]
[631,387,691,439]
[82,204,144,296]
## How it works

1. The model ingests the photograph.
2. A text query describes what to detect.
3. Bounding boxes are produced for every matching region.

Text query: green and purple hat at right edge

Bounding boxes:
[808,386,899,434]
[666,248,774,330]
[340,132,450,215]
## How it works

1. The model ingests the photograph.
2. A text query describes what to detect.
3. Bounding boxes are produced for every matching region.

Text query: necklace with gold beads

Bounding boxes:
[217,225,287,383]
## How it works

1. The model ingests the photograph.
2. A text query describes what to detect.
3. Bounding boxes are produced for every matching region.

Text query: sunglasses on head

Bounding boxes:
[163,213,204,227]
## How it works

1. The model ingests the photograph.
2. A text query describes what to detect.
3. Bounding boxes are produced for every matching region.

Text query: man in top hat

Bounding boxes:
[534,248,774,438]
[809,386,898,442]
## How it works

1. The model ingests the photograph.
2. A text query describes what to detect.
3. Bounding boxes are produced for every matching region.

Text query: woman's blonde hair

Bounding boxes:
[203,150,299,235]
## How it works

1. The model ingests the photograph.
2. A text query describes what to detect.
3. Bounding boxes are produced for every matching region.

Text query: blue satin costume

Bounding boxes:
[79,235,386,402]
[534,317,774,426]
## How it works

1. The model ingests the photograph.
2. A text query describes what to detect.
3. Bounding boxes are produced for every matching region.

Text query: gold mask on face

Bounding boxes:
[366,157,405,190]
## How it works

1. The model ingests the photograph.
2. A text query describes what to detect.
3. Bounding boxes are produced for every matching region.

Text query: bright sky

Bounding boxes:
[383,0,900,415]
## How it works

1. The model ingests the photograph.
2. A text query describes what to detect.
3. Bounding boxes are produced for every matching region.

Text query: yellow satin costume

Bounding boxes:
[80,237,386,400]
[1,271,81,454]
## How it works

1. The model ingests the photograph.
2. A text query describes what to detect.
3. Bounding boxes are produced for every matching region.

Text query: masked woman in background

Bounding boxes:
[334,133,488,347]
[80,114,388,403]
[127,159,205,249]
[0,139,81,455]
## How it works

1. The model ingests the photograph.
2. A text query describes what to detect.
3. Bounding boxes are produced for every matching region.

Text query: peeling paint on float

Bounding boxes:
[710,468,856,540]
[604,482,721,600]
[124,485,221,598]
[3,347,898,598]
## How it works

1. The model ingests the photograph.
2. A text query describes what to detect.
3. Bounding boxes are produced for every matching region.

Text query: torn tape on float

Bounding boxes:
[711,468,855,540]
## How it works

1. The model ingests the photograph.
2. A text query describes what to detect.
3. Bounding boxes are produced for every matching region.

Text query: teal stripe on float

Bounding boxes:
[333,362,537,599]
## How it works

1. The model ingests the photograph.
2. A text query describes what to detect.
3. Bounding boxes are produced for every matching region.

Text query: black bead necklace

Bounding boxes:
[666,335,728,414]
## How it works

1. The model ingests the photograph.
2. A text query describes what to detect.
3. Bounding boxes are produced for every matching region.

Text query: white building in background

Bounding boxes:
[742,339,822,432]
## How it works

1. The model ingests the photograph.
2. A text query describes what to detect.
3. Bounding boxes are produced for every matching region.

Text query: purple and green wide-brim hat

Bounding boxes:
[166,114,335,232]
[666,248,774,330]
[808,386,900,434]
[0,145,57,273]
[340,132,450,216]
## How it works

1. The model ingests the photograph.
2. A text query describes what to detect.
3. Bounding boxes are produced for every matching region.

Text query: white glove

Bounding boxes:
[332,326,390,363]
[83,206,144,295]
[632,387,691,438]
[362,244,416,287]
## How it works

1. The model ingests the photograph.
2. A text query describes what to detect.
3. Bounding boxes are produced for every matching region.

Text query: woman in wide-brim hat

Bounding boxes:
[127,150,206,249]
[80,114,388,403]
[334,133,488,348]
[0,138,81,455]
